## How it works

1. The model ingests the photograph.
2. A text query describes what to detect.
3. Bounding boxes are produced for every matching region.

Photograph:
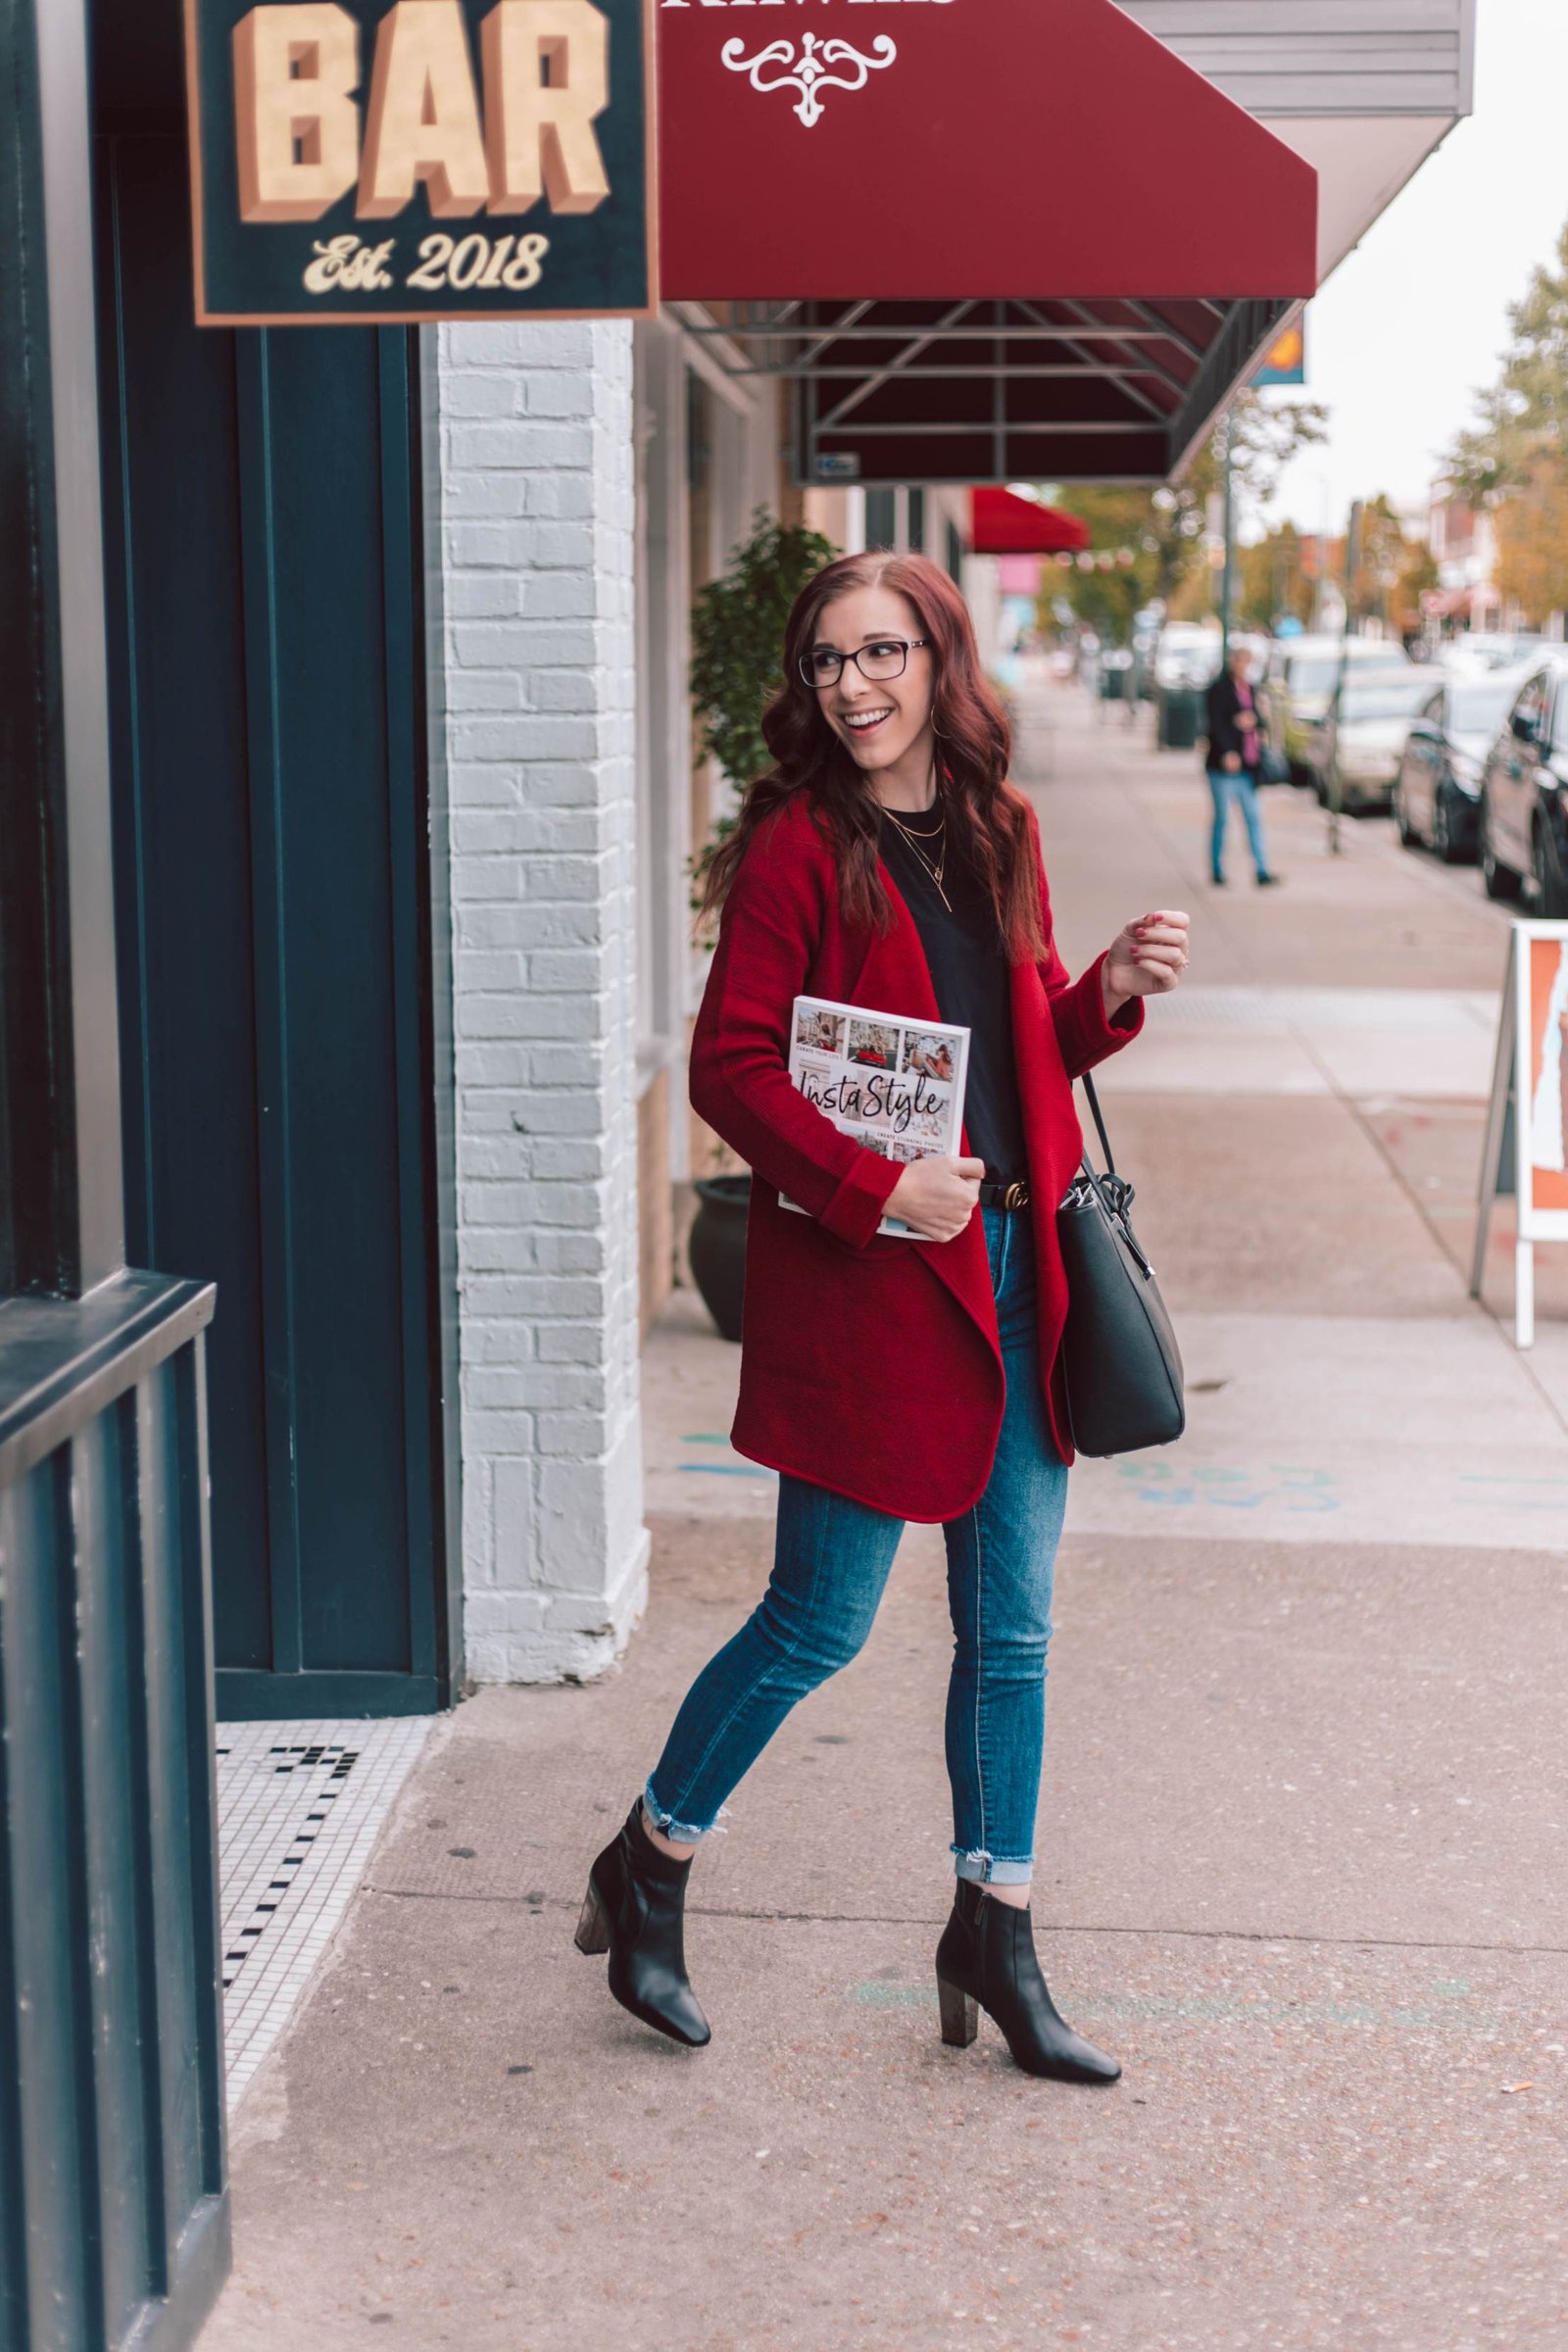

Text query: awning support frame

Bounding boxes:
[674,293,1303,488]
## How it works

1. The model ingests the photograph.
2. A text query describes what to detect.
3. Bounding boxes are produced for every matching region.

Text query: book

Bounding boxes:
[781,994,971,1237]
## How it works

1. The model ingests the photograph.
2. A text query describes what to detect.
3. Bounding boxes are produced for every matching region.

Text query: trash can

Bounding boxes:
[1156,684,1202,751]
[1099,652,1132,702]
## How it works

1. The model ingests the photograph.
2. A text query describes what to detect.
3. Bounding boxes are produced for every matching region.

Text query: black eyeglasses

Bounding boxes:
[799,636,931,690]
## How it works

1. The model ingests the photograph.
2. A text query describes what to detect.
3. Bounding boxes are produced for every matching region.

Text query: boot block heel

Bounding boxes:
[574,1882,611,1956]
[937,1975,979,2049]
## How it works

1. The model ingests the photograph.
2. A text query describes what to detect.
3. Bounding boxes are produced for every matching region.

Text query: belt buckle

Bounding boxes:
[1004,1180,1030,1211]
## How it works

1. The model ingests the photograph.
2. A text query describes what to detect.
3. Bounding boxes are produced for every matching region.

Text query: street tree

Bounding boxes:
[1390,536,1441,636]
[1494,451,1568,622]
[1236,522,1312,632]
[1223,391,1330,509]
[1035,483,1191,641]
[1450,219,1568,495]
[1040,390,1326,641]
[1348,494,1412,626]
[1447,217,1568,623]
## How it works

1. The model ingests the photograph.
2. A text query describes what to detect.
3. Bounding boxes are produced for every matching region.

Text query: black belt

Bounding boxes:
[979,1178,1031,1210]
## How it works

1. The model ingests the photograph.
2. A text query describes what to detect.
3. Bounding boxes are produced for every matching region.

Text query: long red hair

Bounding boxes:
[698,551,1047,963]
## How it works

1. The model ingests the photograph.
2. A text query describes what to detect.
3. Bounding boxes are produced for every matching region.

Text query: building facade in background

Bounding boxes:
[1429,475,1505,635]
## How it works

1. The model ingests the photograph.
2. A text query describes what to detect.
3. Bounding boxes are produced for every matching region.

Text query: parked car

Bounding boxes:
[1268,634,1412,789]
[1392,665,1530,863]
[1478,657,1568,915]
[1312,666,1434,815]
[1443,631,1550,674]
[1152,622,1221,690]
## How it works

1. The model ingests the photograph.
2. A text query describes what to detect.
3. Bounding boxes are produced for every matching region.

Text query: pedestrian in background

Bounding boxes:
[1205,644,1281,888]
[574,551,1190,2083]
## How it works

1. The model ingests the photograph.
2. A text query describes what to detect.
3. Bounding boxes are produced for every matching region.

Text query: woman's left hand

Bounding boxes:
[1102,908,1191,1014]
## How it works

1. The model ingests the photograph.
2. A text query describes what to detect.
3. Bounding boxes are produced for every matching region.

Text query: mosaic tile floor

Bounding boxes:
[216,1716,434,2107]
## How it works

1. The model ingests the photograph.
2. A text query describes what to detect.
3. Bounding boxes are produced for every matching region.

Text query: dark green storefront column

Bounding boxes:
[0,0,230,2342]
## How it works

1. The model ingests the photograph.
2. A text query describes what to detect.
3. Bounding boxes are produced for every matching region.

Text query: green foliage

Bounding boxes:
[1447,220,1568,622]
[1224,391,1330,510]
[1494,455,1568,623]
[1391,537,1441,631]
[1039,484,1197,642]
[1449,220,1568,495]
[1235,522,1313,632]
[1041,392,1328,642]
[1348,493,1414,624]
[689,510,836,788]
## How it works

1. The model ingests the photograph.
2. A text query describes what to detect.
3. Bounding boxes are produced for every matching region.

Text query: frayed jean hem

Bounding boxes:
[643,1775,720,1846]
[953,1845,1034,1887]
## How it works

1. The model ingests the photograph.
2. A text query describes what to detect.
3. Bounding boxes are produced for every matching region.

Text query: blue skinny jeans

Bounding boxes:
[1207,764,1270,881]
[646,1208,1068,1886]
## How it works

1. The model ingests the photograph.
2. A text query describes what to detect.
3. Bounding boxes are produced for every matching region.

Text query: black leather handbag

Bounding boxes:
[1055,1074,1185,1457]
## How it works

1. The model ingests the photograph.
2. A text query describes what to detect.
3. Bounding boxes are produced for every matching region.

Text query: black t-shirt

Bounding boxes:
[877,808,1028,1183]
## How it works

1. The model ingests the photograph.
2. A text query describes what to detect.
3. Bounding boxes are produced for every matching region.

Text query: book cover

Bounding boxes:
[782,995,971,1237]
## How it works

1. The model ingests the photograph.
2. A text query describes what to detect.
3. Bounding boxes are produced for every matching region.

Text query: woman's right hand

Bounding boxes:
[885,1154,984,1242]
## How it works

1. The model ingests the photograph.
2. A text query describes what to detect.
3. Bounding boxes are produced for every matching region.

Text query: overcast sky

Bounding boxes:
[1265,0,1568,540]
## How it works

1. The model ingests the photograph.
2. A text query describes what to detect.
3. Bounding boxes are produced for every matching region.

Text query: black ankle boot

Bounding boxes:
[935,1880,1119,2084]
[575,1800,710,2048]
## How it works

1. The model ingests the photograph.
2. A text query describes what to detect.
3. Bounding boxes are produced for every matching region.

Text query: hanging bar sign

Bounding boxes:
[184,0,657,323]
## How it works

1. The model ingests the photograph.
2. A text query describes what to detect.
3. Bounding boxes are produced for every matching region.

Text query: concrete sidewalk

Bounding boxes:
[202,690,1568,2352]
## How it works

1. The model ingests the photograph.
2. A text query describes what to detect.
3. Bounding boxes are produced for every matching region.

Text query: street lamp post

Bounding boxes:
[1307,471,1332,632]
[1326,497,1364,860]
[1218,405,1236,662]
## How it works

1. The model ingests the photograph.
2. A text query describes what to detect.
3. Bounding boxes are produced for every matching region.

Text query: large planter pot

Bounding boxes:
[689,1174,751,1343]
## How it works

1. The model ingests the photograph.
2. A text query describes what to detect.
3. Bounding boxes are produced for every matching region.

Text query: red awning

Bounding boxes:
[659,0,1314,302]
[658,0,1317,485]
[971,491,1089,558]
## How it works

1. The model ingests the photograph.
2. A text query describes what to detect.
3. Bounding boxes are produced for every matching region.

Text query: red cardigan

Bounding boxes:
[689,792,1143,1520]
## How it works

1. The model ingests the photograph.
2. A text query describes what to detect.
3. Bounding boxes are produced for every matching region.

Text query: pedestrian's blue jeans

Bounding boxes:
[1207,765,1269,881]
[646,1208,1068,1886]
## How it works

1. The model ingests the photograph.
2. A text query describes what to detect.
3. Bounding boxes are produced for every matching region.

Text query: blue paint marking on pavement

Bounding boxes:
[1110,1463,1343,1513]
[1453,1474,1568,1509]
[675,1433,776,1478]
[678,1463,778,1479]
[1456,1474,1568,1484]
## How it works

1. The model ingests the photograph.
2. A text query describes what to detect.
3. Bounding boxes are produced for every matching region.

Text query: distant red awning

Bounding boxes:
[971,491,1089,558]
[658,0,1316,486]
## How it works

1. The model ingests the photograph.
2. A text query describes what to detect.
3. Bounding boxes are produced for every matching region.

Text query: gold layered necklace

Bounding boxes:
[883,799,953,913]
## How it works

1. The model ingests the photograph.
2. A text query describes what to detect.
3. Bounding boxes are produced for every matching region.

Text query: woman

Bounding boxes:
[1203,643,1281,888]
[576,554,1190,2082]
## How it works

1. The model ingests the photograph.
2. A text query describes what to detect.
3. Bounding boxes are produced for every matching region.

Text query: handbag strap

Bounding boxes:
[1080,1069,1116,1178]
[1072,1072,1151,1275]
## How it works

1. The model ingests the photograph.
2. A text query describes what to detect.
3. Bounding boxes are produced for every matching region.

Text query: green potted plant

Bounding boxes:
[689,509,836,904]
[685,511,834,1341]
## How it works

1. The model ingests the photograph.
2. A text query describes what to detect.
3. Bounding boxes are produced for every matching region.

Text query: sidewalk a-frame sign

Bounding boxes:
[183,0,658,322]
[1472,920,1568,1347]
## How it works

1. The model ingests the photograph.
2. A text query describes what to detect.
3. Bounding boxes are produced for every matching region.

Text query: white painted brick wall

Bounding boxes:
[436,318,650,1684]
